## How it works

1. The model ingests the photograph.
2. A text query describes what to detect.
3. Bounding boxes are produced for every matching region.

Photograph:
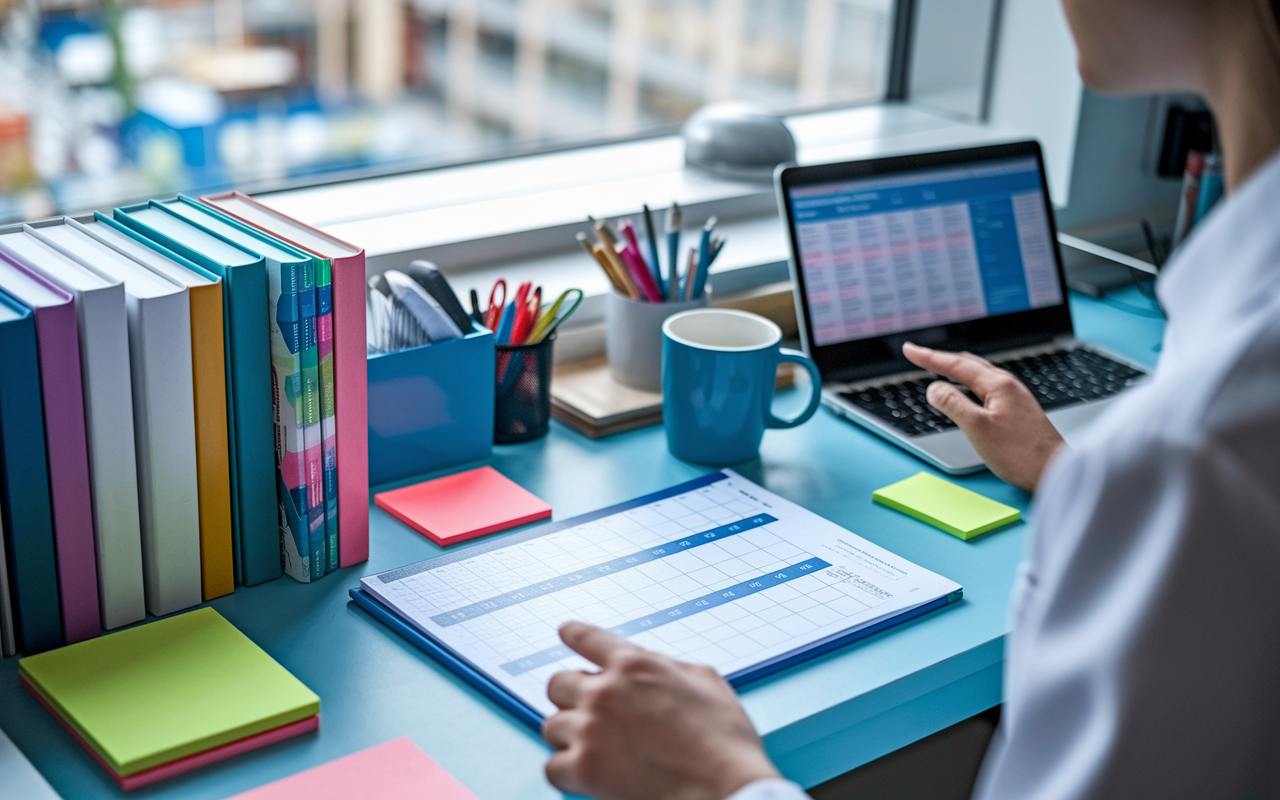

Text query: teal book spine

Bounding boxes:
[298,267,326,579]
[0,290,63,653]
[315,258,338,575]
[111,205,281,586]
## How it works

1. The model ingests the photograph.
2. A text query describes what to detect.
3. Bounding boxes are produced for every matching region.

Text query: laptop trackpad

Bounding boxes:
[1049,397,1116,446]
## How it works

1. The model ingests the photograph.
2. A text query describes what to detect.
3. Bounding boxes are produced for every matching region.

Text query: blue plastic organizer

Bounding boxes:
[367,323,495,485]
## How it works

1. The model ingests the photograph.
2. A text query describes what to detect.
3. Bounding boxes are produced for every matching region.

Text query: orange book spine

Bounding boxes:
[189,283,235,599]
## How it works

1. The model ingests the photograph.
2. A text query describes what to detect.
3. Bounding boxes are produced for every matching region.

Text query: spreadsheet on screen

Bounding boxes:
[789,157,1063,347]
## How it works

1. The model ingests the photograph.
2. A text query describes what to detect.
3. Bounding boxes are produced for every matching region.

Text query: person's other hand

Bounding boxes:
[902,343,1065,492]
[543,621,780,800]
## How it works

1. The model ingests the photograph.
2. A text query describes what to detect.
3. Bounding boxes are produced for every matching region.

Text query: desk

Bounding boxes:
[0,291,1164,799]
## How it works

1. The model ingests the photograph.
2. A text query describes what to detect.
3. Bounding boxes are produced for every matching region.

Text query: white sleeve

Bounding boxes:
[722,778,808,800]
[973,379,1280,799]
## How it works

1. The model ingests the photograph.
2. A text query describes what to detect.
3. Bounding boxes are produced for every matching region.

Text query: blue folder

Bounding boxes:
[112,202,281,586]
[349,472,963,731]
[0,290,63,653]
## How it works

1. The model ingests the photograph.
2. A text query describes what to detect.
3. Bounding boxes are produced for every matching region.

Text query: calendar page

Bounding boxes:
[362,470,961,717]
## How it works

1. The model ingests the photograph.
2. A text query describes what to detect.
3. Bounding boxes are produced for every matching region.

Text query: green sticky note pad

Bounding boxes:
[873,472,1020,540]
[18,608,319,776]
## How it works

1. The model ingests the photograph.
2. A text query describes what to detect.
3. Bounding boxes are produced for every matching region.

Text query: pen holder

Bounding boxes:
[606,289,710,392]
[367,324,496,484]
[494,333,556,444]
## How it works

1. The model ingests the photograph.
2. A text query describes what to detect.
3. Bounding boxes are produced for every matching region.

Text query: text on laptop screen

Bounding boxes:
[789,156,1062,347]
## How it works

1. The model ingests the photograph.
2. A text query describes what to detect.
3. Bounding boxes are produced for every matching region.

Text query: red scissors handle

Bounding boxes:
[485,279,507,331]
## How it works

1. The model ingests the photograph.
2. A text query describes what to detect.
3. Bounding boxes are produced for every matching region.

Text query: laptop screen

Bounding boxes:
[779,142,1072,381]
[789,156,1062,347]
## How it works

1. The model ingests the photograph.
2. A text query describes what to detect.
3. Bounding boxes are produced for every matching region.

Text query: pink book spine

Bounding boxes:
[32,301,101,643]
[331,252,368,566]
[198,192,368,567]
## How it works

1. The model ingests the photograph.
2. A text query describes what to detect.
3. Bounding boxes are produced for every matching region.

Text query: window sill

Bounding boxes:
[258,101,1025,357]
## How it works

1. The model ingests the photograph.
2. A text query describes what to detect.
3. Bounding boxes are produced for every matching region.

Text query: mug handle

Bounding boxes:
[766,349,823,429]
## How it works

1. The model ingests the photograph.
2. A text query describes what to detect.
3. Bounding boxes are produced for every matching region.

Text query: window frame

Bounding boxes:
[247,0,1013,350]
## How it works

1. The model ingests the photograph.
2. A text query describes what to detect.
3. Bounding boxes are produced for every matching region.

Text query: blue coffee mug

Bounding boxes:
[662,309,822,465]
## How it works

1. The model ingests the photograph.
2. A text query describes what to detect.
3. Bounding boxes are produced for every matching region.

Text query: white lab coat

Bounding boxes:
[731,147,1280,800]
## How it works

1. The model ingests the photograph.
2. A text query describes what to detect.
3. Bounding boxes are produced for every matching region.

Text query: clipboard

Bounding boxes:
[349,586,962,732]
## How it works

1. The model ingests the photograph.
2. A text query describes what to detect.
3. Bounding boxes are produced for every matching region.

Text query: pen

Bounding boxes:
[620,240,663,302]
[683,247,699,301]
[665,204,681,302]
[495,299,517,344]
[619,221,663,302]
[508,282,534,345]
[642,205,666,297]
[469,288,482,323]
[693,217,716,300]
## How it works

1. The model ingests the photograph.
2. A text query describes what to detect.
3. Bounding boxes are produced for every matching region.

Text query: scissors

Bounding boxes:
[484,279,507,331]
[527,288,583,343]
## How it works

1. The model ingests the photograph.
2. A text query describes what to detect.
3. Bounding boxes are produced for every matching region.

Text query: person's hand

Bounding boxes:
[542,621,781,800]
[902,343,1065,492]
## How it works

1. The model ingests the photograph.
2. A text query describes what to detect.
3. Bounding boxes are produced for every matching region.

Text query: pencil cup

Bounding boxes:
[494,333,556,444]
[606,289,710,392]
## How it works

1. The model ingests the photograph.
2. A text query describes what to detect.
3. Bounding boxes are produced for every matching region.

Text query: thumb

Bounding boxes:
[926,381,983,429]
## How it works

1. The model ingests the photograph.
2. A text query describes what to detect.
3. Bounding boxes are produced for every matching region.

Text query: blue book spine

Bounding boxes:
[0,293,63,653]
[202,252,279,585]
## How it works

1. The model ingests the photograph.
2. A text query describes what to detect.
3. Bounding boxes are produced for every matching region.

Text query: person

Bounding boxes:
[539,0,1280,797]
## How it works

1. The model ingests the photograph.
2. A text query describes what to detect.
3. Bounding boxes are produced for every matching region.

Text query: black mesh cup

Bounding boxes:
[494,333,556,443]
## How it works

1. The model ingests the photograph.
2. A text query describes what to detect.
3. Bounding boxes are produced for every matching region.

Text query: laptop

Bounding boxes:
[776,141,1149,474]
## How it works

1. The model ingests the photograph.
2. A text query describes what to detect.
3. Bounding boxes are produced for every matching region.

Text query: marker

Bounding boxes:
[665,203,682,302]
[694,216,716,300]
[642,204,665,297]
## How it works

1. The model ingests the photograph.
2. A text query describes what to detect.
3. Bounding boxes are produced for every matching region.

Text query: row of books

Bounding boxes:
[0,192,369,657]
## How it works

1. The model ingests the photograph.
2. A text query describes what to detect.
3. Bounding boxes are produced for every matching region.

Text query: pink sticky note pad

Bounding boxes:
[229,737,478,800]
[375,466,552,546]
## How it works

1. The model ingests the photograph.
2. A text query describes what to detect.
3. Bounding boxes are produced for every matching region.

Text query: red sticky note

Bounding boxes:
[228,737,478,799]
[375,466,552,546]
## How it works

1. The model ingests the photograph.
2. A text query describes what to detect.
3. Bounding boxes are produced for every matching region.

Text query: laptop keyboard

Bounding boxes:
[839,348,1146,438]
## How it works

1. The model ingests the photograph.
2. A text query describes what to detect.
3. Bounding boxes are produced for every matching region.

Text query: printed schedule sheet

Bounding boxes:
[362,470,962,717]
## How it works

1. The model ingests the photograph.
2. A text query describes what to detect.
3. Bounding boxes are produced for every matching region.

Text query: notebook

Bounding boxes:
[0,724,62,799]
[375,466,553,546]
[353,469,962,727]
[873,472,1020,540]
[19,608,319,785]
[227,737,478,800]
[113,203,281,586]
[200,191,369,569]
[551,356,796,439]
[0,291,61,653]
[17,221,152,628]
[158,197,329,584]
[0,249,100,645]
[73,214,236,601]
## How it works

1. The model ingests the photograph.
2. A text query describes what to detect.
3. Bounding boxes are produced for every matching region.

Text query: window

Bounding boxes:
[0,0,895,223]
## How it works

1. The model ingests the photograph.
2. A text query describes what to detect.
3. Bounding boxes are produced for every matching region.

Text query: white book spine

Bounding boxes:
[74,286,147,630]
[126,292,203,616]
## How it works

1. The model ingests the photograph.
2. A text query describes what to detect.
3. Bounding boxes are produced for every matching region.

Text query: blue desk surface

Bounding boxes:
[0,292,1164,799]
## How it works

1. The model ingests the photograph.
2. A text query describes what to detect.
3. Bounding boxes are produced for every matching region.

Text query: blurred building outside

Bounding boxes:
[0,0,892,223]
